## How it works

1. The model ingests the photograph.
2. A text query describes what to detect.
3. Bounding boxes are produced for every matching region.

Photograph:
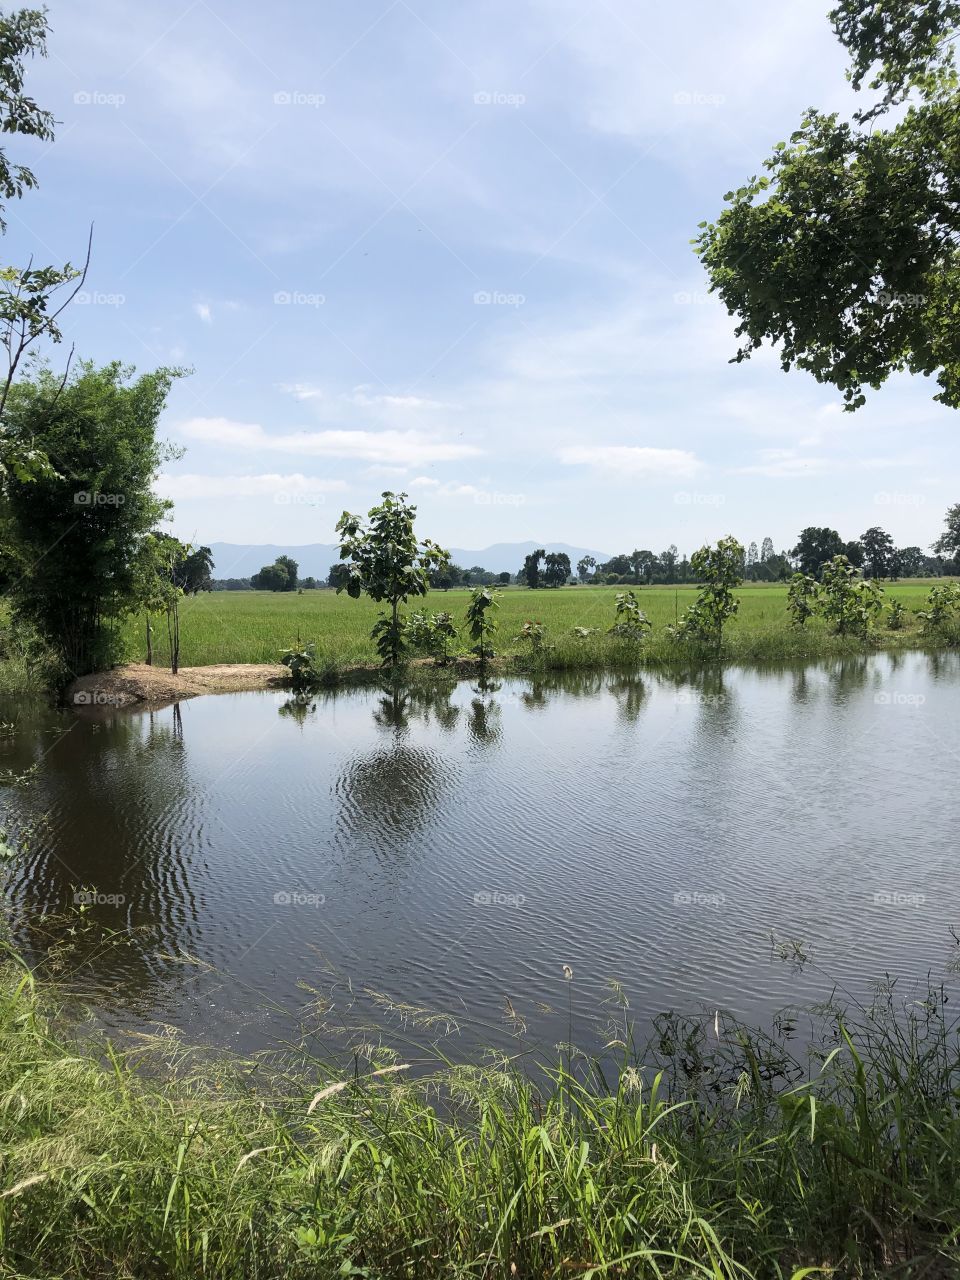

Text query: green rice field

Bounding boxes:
[123,580,953,671]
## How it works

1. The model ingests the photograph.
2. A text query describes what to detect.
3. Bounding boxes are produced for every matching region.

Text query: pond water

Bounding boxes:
[1,652,958,1058]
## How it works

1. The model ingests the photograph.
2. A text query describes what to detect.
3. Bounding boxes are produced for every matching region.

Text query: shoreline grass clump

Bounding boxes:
[1,959,959,1277]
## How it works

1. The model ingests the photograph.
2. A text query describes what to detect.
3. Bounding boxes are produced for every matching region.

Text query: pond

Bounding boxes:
[1,651,958,1058]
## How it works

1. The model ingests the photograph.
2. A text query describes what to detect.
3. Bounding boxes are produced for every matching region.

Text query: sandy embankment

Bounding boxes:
[67,662,289,708]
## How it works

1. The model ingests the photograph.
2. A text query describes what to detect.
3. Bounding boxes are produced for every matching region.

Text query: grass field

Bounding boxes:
[122,580,954,673]
[2,959,959,1277]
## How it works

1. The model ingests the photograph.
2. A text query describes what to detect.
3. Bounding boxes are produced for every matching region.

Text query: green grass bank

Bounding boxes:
[1,582,958,696]
[1,960,958,1277]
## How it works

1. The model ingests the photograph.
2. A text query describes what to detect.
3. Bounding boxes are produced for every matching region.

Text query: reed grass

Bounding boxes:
[0,605,62,695]
[1,955,959,1278]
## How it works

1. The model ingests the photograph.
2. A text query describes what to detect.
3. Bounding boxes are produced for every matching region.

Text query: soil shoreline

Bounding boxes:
[65,656,500,708]
[67,662,291,708]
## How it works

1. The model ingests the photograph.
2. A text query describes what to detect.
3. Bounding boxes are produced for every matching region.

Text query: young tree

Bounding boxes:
[406,609,458,663]
[819,555,884,636]
[916,581,960,635]
[336,491,449,667]
[609,590,652,642]
[787,572,819,627]
[149,533,190,674]
[465,585,499,664]
[668,536,744,646]
[697,0,960,410]
[0,360,181,677]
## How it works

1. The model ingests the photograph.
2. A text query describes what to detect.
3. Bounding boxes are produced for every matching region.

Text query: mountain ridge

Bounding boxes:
[207,540,613,579]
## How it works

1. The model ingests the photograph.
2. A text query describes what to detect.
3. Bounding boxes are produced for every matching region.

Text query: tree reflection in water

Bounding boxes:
[333,679,461,853]
[467,676,502,747]
[2,700,205,1020]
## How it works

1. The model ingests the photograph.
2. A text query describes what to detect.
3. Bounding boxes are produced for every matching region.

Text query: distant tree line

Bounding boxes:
[790,524,957,580]
[210,508,960,594]
[573,542,791,587]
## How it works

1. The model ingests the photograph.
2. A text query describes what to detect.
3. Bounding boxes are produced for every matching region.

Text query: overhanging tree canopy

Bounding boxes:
[696,0,960,409]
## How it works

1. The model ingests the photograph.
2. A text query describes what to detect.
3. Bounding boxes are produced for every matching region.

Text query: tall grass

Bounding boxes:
[0,604,62,695]
[2,956,959,1277]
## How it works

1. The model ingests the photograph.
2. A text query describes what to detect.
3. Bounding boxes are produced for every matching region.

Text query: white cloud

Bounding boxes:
[731,449,828,478]
[156,472,348,499]
[408,477,488,498]
[350,388,454,410]
[560,445,702,479]
[179,417,482,465]
[278,382,325,401]
[194,302,213,325]
[363,464,411,479]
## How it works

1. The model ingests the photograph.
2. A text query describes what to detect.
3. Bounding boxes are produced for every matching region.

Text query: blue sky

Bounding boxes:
[15,0,959,555]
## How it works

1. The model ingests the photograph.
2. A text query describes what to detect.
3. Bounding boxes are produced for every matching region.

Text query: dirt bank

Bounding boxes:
[67,663,289,708]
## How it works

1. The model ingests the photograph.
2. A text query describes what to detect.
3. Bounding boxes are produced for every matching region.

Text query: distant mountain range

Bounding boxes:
[208,541,613,580]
